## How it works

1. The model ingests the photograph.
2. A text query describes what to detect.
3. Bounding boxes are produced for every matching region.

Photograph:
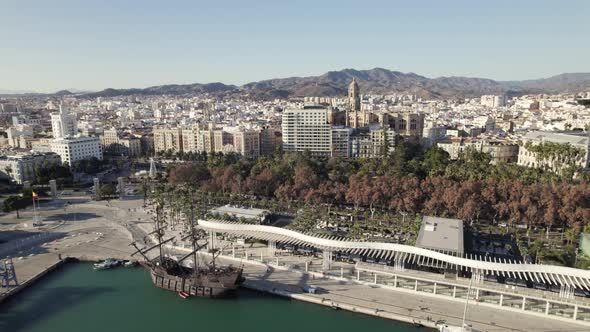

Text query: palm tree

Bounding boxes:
[564,228,578,246]
[4,166,13,182]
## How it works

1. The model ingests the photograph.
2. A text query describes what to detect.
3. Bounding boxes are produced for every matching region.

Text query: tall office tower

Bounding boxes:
[50,105,77,138]
[282,106,332,157]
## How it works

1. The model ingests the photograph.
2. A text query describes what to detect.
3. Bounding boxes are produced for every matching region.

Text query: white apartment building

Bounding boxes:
[480,95,505,108]
[153,127,183,153]
[233,129,260,159]
[51,105,77,138]
[350,126,396,158]
[100,128,142,157]
[517,131,590,171]
[437,137,519,164]
[50,136,103,166]
[6,124,34,148]
[282,106,332,156]
[423,126,448,148]
[331,127,352,157]
[118,137,142,157]
[0,152,62,184]
[181,125,201,153]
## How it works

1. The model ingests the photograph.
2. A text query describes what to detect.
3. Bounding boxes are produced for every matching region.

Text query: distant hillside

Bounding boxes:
[241,68,547,99]
[501,73,590,93]
[83,82,238,98]
[6,69,589,100]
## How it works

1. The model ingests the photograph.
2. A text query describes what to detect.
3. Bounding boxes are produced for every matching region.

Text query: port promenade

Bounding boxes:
[0,196,587,331]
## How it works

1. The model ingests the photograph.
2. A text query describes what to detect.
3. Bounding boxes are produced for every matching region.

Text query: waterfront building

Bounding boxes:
[416,216,464,257]
[209,205,270,224]
[0,152,61,184]
[517,131,590,171]
[50,136,102,166]
[437,137,519,163]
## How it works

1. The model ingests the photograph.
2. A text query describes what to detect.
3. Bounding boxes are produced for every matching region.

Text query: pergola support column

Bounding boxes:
[268,240,276,256]
[322,250,332,271]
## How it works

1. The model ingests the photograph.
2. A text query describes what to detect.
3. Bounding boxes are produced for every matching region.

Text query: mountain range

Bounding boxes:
[5,68,590,99]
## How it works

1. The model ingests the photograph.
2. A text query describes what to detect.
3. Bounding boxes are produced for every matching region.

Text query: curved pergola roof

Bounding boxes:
[198,219,590,290]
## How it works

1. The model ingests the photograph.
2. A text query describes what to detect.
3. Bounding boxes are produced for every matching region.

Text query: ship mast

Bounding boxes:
[189,190,198,274]
[155,201,164,262]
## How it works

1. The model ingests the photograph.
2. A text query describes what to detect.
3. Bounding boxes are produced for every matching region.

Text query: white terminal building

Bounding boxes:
[50,136,103,166]
[49,103,102,165]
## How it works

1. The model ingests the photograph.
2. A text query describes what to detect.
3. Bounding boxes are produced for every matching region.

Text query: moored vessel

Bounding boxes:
[131,190,244,298]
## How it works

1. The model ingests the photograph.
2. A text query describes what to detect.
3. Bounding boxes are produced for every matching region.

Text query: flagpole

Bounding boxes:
[32,194,36,224]
[32,192,38,225]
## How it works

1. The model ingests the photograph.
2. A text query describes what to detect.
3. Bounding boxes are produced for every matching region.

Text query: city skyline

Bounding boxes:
[2,0,590,92]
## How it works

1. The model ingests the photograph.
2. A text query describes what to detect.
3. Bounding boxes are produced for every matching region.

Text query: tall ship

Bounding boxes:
[131,192,244,298]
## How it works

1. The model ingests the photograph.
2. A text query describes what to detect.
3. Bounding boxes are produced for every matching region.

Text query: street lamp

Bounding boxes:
[401,211,408,224]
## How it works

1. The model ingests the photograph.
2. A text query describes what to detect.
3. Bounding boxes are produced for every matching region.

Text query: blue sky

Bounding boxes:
[2,0,589,92]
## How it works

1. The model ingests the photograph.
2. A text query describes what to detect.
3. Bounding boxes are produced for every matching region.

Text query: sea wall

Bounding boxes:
[0,257,69,305]
[241,281,438,330]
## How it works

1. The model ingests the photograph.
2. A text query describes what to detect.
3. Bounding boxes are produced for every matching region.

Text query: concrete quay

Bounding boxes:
[198,249,587,332]
[0,198,137,302]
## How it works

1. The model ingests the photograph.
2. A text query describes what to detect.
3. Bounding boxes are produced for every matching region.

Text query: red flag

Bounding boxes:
[32,191,39,199]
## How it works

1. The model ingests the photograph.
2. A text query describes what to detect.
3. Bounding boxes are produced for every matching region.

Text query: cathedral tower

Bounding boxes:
[348,78,361,128]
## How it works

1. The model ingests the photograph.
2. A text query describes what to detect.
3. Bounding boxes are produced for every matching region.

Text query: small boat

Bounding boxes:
[94,258,120,270]
[179,291,189,299]
[124,261,137,267]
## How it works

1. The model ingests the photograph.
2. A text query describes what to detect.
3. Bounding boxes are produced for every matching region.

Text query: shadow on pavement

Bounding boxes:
[43,213,101,222]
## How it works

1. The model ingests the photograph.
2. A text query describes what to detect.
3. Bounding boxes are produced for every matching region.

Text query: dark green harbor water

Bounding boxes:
[0,263,428,332]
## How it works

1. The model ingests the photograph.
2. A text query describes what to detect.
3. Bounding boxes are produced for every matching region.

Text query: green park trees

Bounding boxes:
[98,184,116,200]
[163,146,589,232]
[2,195,28,218]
